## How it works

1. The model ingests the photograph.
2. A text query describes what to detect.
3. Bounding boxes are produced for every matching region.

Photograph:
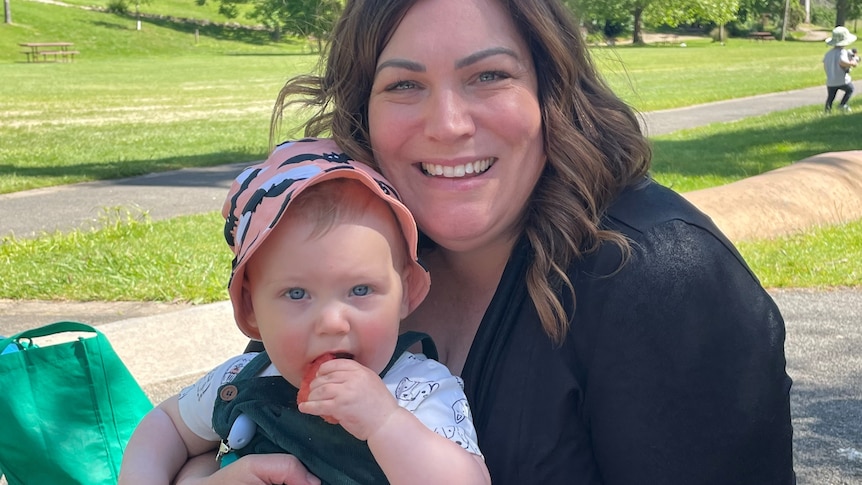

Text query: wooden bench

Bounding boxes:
[748,32,776,41]
[37,50,80,62]
[18,42,78,63]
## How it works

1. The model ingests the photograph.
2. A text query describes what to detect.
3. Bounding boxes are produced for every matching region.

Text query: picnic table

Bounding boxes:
[747,32,776,41]
[19,42,79,63]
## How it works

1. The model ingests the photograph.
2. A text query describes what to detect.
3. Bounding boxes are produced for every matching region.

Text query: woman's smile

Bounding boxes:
[420,157,496,178]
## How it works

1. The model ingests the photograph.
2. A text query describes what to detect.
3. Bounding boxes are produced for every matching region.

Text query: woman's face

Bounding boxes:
[368,0,545,254]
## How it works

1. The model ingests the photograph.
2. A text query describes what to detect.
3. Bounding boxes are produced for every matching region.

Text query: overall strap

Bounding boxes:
[235,350,273,380]
[380,331,438,376]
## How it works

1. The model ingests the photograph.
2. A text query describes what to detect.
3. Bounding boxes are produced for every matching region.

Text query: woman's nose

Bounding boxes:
[423,88,475,142]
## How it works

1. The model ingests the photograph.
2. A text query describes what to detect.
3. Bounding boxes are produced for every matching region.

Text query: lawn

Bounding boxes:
[1,0,859,300]
[0,1,835,194]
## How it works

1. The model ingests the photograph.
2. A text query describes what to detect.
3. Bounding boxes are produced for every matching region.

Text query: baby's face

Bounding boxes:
[243,204,408,387]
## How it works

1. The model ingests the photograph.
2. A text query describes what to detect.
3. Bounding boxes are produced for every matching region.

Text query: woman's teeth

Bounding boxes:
[421,158,494,178]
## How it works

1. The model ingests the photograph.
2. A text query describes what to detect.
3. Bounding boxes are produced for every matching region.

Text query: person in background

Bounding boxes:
[176,0,796,483]
[119,138,488,485]
[824,25,858,113]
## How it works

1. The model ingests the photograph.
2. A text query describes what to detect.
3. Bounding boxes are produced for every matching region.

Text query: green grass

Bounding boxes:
[593,38,827,111]
[0,56,316,192]
[0,0,303,62]
[1,1,859,300]
[0,209,232,302]
[738,219,862,288]
[57,0,259,26]
[650,106,860,193]
[0,2,836,194]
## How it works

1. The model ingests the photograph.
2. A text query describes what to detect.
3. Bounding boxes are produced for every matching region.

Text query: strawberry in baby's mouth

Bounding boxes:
[297,352,353,424]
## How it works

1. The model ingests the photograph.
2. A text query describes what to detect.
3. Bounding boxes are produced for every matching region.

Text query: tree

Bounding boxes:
[571,0,647,44]
[825,0,862,28]
[198,0,342,46]
[572,0,739,44]
[688,0,741,42]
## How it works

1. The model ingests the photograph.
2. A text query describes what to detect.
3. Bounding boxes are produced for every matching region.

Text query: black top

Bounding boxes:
[461,178,795,485]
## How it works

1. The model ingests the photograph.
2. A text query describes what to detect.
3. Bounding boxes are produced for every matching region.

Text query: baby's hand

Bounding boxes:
[297,359,400,441]
[297,353,339,424]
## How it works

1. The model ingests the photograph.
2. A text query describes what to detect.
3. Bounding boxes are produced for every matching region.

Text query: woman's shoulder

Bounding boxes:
[587,177,761,285]
[603,177,718,240]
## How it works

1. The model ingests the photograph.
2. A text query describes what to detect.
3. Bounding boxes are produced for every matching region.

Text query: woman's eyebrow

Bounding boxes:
[375,47,519,75]
[376,59,425,75]
[455,47,518,69]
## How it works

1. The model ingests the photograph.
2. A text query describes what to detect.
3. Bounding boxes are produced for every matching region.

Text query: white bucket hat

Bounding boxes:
[826,26,858,47]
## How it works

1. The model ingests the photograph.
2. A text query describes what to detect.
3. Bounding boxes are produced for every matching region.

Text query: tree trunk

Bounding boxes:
[836,0,849,26]
[4,0,11,24]
[632,8,644,45]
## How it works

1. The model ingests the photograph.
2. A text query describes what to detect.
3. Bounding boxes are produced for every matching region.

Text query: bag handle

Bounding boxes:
[0,321,98,350]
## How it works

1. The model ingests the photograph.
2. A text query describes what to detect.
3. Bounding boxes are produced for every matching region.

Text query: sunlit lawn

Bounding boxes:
[1,2,858,299]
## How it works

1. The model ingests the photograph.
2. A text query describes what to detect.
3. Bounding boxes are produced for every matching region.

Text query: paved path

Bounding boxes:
[2,84,861,484]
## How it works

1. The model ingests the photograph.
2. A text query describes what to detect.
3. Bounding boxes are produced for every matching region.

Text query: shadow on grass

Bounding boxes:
[651,111,861,179]
[1,150,264,189]
[127,14,278,45]
[91,20,131,30]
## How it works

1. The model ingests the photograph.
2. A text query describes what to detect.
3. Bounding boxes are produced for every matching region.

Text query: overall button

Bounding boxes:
[219,384,239,401]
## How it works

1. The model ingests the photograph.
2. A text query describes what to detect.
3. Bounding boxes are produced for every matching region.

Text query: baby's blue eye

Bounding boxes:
[351,285,370,296]
[287,288,306,300]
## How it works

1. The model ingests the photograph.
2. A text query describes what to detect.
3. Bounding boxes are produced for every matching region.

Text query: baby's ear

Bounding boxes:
[240,280,263,340]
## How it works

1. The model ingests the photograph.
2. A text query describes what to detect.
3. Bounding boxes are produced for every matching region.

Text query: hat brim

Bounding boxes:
[827,33,858,46]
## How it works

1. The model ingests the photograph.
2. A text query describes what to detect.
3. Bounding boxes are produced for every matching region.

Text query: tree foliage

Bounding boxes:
[197,0,342,46]
[571,0,740,44]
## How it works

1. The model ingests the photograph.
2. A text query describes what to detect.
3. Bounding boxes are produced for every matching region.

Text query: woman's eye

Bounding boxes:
[478,71,507,82]
[351,285,371,296]
[387,80,416,91]
[287,288,306,300]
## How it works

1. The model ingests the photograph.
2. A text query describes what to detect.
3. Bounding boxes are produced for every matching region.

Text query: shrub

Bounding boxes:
[106,0,129,14]
[810,4,836,26]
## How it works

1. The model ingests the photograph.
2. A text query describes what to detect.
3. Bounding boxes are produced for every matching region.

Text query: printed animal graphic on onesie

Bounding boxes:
[396,377,440,411]
[435,426,482,455]
[452,398,470,424]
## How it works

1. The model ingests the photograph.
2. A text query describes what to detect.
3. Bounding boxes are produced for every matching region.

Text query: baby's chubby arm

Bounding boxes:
[118,395,218,485]
[299,359,490,485]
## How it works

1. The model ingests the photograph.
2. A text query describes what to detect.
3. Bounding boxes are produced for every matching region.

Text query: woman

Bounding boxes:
[179,0,795,483]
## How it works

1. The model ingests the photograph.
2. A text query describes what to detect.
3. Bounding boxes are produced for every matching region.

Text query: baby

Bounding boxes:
[119,138,490,484]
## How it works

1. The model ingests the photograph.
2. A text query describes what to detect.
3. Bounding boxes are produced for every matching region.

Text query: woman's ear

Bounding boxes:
[240,280,263,340]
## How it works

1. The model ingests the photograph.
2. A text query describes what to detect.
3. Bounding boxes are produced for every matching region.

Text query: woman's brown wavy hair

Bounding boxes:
[271,0,652,344]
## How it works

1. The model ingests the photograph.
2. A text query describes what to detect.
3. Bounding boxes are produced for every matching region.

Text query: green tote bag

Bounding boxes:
[0,321,153,485]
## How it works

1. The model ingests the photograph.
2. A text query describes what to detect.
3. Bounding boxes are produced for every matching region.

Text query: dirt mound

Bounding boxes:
[683,151,862,242]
